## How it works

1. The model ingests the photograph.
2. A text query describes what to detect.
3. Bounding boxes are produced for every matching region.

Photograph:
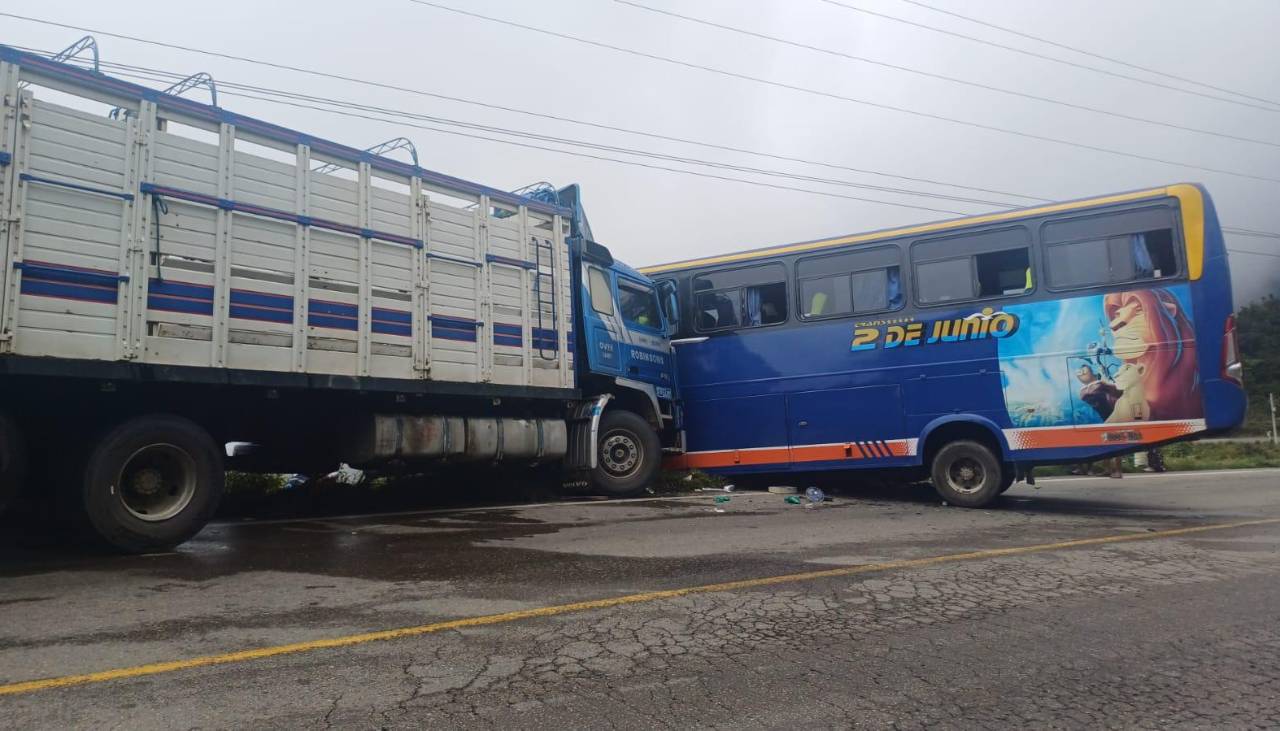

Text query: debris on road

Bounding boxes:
[769,486,799,495]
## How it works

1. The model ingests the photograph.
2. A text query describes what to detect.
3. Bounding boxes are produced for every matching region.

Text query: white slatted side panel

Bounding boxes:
[487,209,527,384]
[304,171,361,374]
[13,100,131,361]
[368,184,416,379]
[142,128,220,365]
[220,150,298,371]
[152,131,219,196]
[425,198,481,383]
[306,228,361,375]
[311,173,359,227]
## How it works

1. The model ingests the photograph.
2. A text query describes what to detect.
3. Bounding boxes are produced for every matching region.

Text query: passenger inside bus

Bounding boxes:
[696,282,787,329]
[803,266,903,317]
[1131,230,1176,279]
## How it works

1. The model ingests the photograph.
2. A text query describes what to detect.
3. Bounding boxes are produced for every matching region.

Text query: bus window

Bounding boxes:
[1042,207,1179,290]
[1045,238,1110,288]
[801,276,853,317]
[916,257,974,303]
[913,227,1031,305]
[618,279,661,329]
[693,263,787,332]
[1132,230,1176,279]
[797,246,902,319]
[1044,228,1178,290]
[588,267,614,316]
[976,248,1031,297]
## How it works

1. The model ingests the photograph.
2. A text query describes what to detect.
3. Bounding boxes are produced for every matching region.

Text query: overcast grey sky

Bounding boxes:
[5,0,1279,302]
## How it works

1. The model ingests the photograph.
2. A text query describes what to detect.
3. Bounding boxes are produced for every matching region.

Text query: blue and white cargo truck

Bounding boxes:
[0,46,681,552]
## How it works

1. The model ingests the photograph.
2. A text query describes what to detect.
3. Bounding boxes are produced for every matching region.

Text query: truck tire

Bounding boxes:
[590,410,661,498]
[82,415,224,553]
[0,414,24,514]
[930,440,1005,508]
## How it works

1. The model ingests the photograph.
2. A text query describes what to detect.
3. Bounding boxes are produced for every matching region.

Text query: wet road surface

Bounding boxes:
[1,469,1279,728]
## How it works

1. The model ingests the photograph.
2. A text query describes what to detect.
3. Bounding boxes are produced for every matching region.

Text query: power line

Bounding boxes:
[406,1,1280,186]
[895,0,1280,110]
[86,63,972,216]
[1224,227,1280,240]
[106,63,1280,261]
[1228,249,1280,259]
[617,0,1280,150]
[18,43,1280,257]
[76,55,1013,211]
[0,12,1047,204]
[815,0,1280,114]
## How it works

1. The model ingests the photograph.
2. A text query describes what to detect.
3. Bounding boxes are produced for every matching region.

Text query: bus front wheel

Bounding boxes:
[930,440,1006,508]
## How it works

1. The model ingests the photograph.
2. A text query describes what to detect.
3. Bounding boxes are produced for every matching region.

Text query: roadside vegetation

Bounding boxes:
[1035,440,1280,476]
[1239,294,1280,436]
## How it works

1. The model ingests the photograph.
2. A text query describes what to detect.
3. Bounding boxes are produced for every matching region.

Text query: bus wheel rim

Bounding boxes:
[946,457,986,494]
[601,431,641,477]
[116,443,198,522]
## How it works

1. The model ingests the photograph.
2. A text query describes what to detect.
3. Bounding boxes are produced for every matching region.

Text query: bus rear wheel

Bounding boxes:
[590,410,660,498]
[82,415,224,553]
[930,440,1005,508]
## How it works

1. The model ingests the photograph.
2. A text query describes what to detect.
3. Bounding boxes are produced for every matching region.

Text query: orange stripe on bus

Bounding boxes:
[1005,421,1202,450]
[666,439,915,471]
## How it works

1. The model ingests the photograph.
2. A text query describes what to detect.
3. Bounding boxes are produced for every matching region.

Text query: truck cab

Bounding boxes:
[552,186,683,493]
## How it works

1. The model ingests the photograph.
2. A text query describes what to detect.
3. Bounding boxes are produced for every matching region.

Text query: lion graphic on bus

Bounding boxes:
[998,284,1201,428]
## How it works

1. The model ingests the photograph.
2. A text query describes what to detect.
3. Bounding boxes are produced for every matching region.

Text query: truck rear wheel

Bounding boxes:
[82,415,224,553]
[930,440,1005,508]
[590,410,661,498]
[0,414,24,514]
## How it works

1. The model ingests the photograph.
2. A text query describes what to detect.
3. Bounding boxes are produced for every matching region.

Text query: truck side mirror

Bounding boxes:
[657,280,679,336]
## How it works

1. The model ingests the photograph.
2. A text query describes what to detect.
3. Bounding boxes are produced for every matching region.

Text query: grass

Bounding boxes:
[1035,440,1280,476]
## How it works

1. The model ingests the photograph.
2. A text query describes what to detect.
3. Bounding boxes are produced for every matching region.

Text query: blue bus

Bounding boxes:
[643,184,1246,506]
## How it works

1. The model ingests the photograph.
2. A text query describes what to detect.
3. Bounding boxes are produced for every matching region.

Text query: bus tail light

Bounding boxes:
[1222,313,1243,385]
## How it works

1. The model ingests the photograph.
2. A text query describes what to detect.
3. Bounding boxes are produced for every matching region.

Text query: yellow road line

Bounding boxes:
[3,516,1278,697]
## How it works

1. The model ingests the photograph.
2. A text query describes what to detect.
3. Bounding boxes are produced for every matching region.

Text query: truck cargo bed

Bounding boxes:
[0,47,574,396]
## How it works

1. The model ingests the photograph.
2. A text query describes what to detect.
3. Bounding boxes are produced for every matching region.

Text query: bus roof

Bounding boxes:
[639,183,1204,276]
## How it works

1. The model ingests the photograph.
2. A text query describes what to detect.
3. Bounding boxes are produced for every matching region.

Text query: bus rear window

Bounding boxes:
[1041,207,1179,289]
[1044,228,1178,289]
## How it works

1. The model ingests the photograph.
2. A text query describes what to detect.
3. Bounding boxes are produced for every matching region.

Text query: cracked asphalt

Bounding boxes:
[1,468,1279,729]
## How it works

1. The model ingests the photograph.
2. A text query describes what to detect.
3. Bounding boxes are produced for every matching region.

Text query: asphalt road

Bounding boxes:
[1,469,1279,729]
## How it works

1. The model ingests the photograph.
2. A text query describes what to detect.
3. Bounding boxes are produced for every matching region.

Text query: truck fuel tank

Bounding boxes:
[351,415,567,463]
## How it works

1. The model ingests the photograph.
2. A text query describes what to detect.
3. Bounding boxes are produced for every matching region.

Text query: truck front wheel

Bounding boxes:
[590,410,661,498]
[82,415,224,553]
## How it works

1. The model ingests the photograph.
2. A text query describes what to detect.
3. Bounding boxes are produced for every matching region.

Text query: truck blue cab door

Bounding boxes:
[580,263,674,395]
[584,265,622,375]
